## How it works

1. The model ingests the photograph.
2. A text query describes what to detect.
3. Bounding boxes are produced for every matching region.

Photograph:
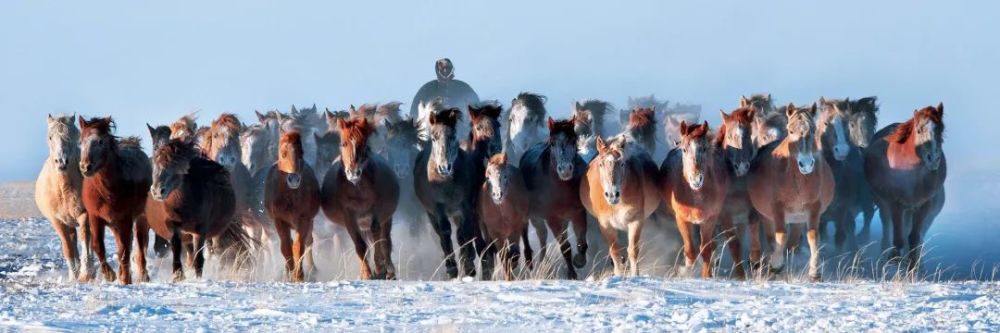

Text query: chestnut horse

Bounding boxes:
[321,117,400,280]
[79,117,152,284]
[660,121,730,278]
[747,103,834,280]
[36,114,93,281]
[521,117,590,279]
[146,139,253,281]
[478,153,530,280]
[264,131,321,282]
[714,107,760,278]
[582,135,659,276]
[864,104,946,270]
[414,107,486,279]
[169,113,199,142]
[740,94,785,147]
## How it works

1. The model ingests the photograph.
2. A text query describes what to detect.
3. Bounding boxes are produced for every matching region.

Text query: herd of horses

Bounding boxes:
[34,93,946,284]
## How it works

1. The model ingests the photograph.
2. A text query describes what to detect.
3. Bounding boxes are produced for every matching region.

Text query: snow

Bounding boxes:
[0,219,998,331]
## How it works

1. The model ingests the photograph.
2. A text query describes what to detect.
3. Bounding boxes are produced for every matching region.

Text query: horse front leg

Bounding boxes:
[530,218,548,266]
[718,213,745,279]
[51,218,80,280]
[290,219,312,282]
[547,217,576,280]
[429,208,458,279]
[747,211,763,273]
[907,202,933,272]
[274,220,296,281]
[597,220,624,277]
[374,217,396,280]
[521,221,534,270]
[112,220,134,284]
[191,233,205,279]
[768,204,788,273]
[170,226,185,282]
[76,213,95,282]
[807,204,823,281]
[626,220,644,277]
[890,206,907,262]
[345,219,372,280]
[674,218,696,276]
[698,218,717,278]
[133,216,150,283]
[571,210,589,269]
[87,216,115,282]
[454,210,480,279]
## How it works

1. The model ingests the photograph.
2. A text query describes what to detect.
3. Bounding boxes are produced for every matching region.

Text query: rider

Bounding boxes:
[410,58,480,136]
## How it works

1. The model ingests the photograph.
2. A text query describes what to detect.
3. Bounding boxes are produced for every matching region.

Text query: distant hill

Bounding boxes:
[0,182,40,219]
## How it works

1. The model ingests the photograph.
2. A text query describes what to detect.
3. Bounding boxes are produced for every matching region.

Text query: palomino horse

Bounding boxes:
[521,117,589,279]
[572,99,614,163]
[414,107,486,279]
[864,103,946,270]
[478,153,530,280]
[740,94,785,147]
[582,136,660,276]
[146,139,253,281]
[847,96,879,241]
[265,131,322,282]
[505,92,548,163]
[817,97,867,251]
[321,117,401,280]
[714,107,760,278]
[747,103,834,280]
[36,114,93,281]
[78,117,152,284]
[660,121,730,278]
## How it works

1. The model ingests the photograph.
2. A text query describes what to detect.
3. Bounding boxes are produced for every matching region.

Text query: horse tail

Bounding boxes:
[213,216,261,278]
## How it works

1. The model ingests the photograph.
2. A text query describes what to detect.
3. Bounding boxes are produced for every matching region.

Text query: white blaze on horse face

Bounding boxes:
[431,127,458,178]
[918,121,942,170]
[508,106,537,153]
[682,141,705,190]
[796,140,817,175]
[486,165,508,204]
[831,117,849,161]
[600,154,623,205]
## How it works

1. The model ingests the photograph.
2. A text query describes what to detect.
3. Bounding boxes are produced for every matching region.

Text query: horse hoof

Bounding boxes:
[769,264,784,274]
[136,273,150,283]
[809,274,821,282]
[77,272,94,283]
[572,253,587,269]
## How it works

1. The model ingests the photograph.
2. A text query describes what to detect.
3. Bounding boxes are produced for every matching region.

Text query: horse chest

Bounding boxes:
[607,207,640,230]
[341,183,377,212]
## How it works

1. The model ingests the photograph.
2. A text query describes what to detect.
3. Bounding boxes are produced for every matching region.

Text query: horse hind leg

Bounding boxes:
[191,233,206,279]
[530,218,549,266]
[133,216,150,283]
[521,226,534,270]
[89,217,115,282]
[429,210,458,279]
[346,221,373,280]
[627,220,644,277]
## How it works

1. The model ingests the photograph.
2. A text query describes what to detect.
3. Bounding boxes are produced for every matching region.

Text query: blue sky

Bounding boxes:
[1,1,997,181]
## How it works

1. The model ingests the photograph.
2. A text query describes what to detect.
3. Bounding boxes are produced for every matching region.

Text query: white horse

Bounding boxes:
[35,114,94,281]
[504,92,548,163]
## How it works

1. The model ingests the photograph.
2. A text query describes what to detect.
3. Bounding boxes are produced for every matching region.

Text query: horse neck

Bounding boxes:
[887,131,922,169]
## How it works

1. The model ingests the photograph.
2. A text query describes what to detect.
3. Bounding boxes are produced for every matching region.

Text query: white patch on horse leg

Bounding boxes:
[808,231,821,279]
[76,215,94,280]
[770,231,786,270]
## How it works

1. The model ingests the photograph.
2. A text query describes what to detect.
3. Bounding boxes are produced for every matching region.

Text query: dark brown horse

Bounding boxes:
[661,121,730,278]
[847,97,879,242]
[145,139,251,281]
[864,103,946,270]
[413,107,486,279]
[714,107,760,278]
[817,97,867,252]
[79,117,152,284]
[478,153,530,280]
[265,131,321,282]
[321,117,400,280]
[748,103,834,280]
[520,117,589,279]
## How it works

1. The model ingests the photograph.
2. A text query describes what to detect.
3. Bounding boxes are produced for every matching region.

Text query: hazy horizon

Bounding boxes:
[2,1,998,181]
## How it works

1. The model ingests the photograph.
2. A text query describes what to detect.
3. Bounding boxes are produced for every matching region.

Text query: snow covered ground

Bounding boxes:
[1,218,998,332]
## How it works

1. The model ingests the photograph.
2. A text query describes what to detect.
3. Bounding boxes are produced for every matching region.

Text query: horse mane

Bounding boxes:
[471,102,503,120]
[627,107,655,130]
[280,131,303,148]
[576,99,612,122]
[171,113,198,131]
[888,105,944,144]
[48,115,80,141]
[514,92,547,120]
[339,116,375,143]
[117,136,143,148]
[430,107,462,128]
[488,152,508,166]
[548,117,577,142]
[82,117,116,135]
[375,102,404,123]
[212,113,242,132]
[154,139,201,170]
[683,121,711,140]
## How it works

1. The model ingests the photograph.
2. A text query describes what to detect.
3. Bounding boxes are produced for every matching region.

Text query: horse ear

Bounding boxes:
[595,136,608,154]
[936,102,944,116]
[147,123,155,134]
[739,95,749,108]
[547,117,556,131]
[809,103,818,116]
[256,110,266,123]
[767,93,772,101]
[702,120,709,131]
[719,109,728,121]
[786,103,796,118]
[290,105,298,114]
[679,120,689,136]
[467,105,481,122]
[818,96,827,105]
[47,114,54,124]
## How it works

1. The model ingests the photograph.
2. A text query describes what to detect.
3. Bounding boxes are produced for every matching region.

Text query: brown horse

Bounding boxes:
[864,104,945,270]
[169,113,201,143]
[582,135,659,276]
[264,131,321,282]
[521,117,590,279]
[478,153,530,280]
[78,117,152,284]
[146,123,177,257]
[747,103,834,280]
[145,139,252,281]
[740,94,786,147]
[714,107,760,278]
[321,117,400,280]
[414,107,486,279]
[660,121,730,278]
[204,114,258,227]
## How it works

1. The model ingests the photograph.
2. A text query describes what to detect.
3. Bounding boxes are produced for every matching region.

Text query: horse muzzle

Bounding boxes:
[345,168,363,184]
[491,190,505,205]
[150,186,170,202]
[436,163,454,178]
[286,173,302,189]
[79,162,96,177]
[603,189,621,205]
[832,144,849,161]
[53,157,69,171]
[734,162,750,177]
[556,164,574,181]
[797,156,816,175]
[687,173,705,190]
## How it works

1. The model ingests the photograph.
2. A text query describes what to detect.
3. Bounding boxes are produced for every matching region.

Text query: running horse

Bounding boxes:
[36,114,93,281]
[864,103,945,270]
[505,92,548,163]
[478,153,530,280]
[714,107,760,278]
[202,114,262,261]
[661,121,730,278]
[847,97,879,242]
[321,116,400,280]
[582,135,660,276]
[264,131,322,282]
[78,117,152,284]
[747,103,834,280]
[146,139,253,281]
[414,106,486,279]
[572,99,614,163]
[817,97,867,252]
[521,117,590,279]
